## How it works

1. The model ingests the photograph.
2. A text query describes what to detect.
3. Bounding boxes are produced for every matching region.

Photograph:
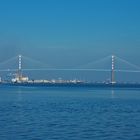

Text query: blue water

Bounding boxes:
[0,87,140,140]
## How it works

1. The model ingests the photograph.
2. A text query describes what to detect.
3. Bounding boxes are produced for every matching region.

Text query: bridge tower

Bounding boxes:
[18,54,22,80]
[11,54,29,83]
[111,55,116,84]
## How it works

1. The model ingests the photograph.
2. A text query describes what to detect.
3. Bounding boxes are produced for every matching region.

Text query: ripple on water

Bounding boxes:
[0,88,140,140]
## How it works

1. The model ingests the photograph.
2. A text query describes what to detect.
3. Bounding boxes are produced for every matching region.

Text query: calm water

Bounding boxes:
[0,87,140,140]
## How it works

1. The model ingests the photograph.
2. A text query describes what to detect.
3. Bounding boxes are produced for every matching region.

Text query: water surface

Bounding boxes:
[0,86,140,140]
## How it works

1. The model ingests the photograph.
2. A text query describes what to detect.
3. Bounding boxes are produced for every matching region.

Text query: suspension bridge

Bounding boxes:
[0,54,140,86]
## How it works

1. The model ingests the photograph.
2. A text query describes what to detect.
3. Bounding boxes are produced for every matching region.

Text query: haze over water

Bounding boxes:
[0,0,140,82]
[0,87,140,140]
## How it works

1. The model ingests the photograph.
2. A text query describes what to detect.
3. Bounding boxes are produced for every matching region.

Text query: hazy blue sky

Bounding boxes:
[0,0,140,81]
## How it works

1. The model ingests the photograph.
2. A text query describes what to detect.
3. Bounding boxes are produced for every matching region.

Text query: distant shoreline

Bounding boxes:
[1,82,140,89]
